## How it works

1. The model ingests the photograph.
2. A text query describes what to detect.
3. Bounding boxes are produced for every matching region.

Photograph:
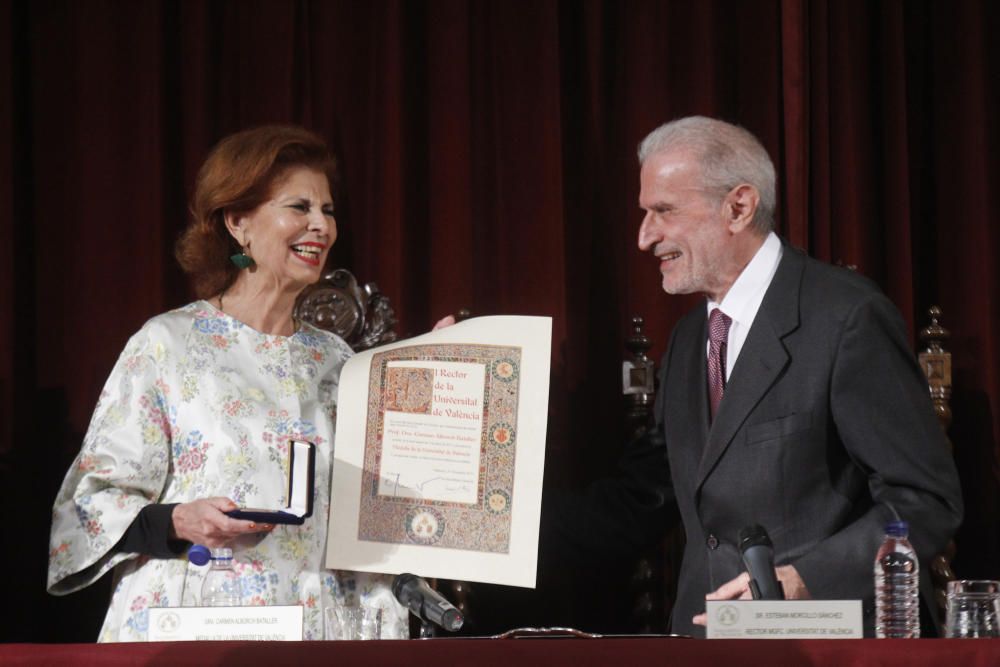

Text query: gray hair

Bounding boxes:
[637,116,776,234]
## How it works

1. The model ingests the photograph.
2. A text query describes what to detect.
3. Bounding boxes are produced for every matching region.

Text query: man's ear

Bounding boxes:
[724,184,760,234]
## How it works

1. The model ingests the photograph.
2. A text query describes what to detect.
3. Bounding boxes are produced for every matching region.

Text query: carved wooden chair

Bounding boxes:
[294,268,397,351]
[622,317,677,632]
[295,271,471,636]
[621,306,959,633]
[918,307,957,618]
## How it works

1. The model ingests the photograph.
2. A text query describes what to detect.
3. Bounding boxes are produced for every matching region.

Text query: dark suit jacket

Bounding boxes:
[551,243,962,637]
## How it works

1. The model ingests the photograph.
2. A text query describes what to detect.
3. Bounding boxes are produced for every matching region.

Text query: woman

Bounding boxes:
[47,126,408,641]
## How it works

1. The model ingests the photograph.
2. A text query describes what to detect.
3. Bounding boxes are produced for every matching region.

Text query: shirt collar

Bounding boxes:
[707,232,782,325]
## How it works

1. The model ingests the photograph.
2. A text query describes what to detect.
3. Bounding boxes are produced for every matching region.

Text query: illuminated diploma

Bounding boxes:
[325,316,551,588]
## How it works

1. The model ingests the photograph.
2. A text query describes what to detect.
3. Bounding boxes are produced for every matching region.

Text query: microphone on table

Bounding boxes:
[738,524,785,600]
[391,573,464,632]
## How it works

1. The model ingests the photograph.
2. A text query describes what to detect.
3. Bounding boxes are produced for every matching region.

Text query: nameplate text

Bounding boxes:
[148,605,304,641]
[706,600,862,639]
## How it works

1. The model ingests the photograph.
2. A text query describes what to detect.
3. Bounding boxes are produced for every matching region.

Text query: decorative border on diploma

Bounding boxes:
[358,344,522,553]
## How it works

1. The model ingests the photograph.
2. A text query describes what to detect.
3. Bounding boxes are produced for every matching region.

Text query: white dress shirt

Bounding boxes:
[706,232,783,381]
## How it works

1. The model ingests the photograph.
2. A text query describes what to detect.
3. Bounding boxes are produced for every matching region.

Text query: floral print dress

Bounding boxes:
[47,302,408,641]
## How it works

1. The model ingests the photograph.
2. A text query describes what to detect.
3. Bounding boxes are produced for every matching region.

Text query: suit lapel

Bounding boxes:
[695,245,805,490]
[662,307,711,484]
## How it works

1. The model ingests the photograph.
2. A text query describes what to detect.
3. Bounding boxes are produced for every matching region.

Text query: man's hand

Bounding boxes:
[692,565,810,626]
[171,497,274,547]
[433,315,456,330]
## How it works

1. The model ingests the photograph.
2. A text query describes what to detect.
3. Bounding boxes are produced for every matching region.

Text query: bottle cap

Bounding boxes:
[188,544,211,566]
[885,520,909,537]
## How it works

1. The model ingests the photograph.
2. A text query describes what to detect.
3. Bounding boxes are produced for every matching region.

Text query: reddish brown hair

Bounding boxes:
[175,125,337,298]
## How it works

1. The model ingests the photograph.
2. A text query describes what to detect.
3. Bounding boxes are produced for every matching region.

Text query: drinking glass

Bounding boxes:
[325,605,383,640]
[945,580,1000,638]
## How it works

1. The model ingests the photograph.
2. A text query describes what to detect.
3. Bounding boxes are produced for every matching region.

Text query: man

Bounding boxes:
[553,116,962,637]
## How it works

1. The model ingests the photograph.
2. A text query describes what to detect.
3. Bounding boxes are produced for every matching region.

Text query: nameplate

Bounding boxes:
[147,605,303,641]
[706,600,862,638]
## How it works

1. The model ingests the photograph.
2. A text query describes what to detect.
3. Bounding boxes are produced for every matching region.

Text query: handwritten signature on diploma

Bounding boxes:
[383,473,471,495]
[416,477,472,493]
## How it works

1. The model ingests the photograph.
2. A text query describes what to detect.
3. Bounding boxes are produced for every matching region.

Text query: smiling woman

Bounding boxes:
[216,167,337,336]
[47,126,409,641]
[177,126,338,306]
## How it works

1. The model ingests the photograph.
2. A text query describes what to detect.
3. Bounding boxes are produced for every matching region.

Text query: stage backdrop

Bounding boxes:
[2,0,997,641]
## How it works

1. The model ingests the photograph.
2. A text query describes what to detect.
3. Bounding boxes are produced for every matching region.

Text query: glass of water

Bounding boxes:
[945,580,1000,638]
[325,605,383,640]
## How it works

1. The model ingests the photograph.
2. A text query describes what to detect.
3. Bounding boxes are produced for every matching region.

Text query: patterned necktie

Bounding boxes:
[707,308,732,421]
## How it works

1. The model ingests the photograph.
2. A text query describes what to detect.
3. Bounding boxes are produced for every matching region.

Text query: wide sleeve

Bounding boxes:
[48,324,173,595]
[791,292,963,601]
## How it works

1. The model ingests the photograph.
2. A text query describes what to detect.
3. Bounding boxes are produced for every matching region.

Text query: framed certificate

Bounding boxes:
[326,316,551,588]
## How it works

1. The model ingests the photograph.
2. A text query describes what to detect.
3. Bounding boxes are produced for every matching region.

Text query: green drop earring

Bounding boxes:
[230,241,255,270]
[230,252,254,269]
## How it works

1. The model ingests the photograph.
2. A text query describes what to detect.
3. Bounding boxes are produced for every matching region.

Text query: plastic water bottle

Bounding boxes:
[874,520,920,638]
[201,547,243,606]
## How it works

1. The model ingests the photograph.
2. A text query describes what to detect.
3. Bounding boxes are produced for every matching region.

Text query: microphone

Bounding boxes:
[392,573,464,632]
[738,524,785,600]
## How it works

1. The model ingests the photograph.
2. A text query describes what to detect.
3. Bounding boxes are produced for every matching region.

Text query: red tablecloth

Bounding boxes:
[3,638,999,667]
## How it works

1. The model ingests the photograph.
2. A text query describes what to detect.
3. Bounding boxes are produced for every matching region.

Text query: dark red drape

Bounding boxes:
[2,0,998,641]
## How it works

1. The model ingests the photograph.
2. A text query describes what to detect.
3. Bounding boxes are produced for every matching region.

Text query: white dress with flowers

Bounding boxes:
[47,301,408,642]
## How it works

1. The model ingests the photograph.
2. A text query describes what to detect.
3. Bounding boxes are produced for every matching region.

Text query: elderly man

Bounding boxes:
[554,116,962,637]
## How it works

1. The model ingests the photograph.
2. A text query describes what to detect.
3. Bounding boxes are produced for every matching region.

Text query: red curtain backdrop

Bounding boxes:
[2,0,997,641]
